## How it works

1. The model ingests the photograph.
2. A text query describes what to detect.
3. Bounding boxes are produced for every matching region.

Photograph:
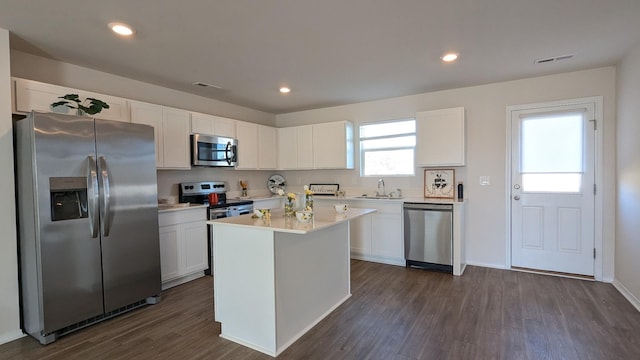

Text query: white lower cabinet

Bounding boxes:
[349,213,372,256]
[371,213,403,260]
[158,207,208,290]
[316,198,404,266]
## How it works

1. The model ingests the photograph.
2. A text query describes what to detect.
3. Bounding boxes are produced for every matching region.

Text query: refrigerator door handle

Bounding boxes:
[98,156,113,237]
[87,156,100,238]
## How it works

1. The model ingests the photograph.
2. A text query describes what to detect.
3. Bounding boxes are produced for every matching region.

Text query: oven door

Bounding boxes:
[228,205,253,217]
[191,134,237,167]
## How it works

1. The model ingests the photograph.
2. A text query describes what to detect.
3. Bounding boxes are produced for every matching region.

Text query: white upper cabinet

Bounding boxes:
[416,107,466,167]
[190,112,236,138]
[129,101,164,167]
[277,125,313,170]
[162,108,191,169]
[130,100,191,169]
[13,78,130,122]
[312,121,354,169]
[235,121,277,170]
[235,121,259,169]
[277,126,297,169]
[258,125,277,170]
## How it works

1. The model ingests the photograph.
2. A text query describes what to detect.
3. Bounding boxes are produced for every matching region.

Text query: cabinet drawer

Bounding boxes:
[158,208,206,226]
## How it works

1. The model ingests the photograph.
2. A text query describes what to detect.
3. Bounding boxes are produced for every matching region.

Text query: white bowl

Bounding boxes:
[296,211,313,222]
[334,204,348,213]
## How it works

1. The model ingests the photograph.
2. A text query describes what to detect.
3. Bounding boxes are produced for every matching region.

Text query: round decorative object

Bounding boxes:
[268,174,287,194]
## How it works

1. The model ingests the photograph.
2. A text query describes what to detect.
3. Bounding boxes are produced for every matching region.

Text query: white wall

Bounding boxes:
[0,28,22,344]
[615,41,640,308]
[277,67,617,277]
[10,50,276,126]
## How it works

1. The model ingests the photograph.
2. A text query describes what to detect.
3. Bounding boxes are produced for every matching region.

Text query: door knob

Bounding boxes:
[513,195,520,200]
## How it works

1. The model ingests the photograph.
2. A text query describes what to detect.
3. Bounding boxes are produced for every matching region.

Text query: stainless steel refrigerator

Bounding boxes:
[15,111,161,344]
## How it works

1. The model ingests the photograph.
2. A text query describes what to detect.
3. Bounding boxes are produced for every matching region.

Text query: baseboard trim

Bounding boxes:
[464,260,507,270]
[511,266,595,281]
[613,279,640,313]
[0,329,25,346]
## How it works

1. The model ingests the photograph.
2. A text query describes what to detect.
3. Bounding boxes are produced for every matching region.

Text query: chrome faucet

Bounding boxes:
[377,179,386,196]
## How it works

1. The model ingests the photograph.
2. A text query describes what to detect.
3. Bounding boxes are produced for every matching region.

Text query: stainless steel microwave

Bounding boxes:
[191,133,238,167]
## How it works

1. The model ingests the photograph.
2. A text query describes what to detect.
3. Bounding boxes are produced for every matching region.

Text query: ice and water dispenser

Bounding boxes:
[49,177,88,221]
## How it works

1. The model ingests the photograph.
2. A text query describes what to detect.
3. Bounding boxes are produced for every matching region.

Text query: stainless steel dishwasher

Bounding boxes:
[403,202,453,273]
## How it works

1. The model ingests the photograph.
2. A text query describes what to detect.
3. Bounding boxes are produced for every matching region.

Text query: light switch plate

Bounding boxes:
[480,176,490,186]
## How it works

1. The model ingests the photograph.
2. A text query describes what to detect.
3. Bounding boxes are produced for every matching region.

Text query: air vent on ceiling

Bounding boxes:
[192,81,222,89]
[534,54,574,64]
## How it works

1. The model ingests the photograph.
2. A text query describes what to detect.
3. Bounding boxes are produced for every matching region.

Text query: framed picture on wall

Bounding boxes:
[424,169,455,199]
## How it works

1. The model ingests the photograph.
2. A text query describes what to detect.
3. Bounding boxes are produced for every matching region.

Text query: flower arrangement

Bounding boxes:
[303,185,314,212]
[284,192,296,217]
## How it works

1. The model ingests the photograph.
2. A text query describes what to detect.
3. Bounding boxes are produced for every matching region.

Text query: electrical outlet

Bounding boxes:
[480,176,490,186]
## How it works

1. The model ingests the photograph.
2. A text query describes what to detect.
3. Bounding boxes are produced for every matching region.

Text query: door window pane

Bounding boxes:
[521,113,584,173]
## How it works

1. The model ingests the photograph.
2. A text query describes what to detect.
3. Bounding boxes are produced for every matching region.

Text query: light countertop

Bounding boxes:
[208,206,376,234]
[314,196,465,205]
[157,203,208,212]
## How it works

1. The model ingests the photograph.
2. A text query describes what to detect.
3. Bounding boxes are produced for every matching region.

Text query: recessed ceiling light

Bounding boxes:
[441,52,459,62]
[108,22,135,36]
[279,87,291,94]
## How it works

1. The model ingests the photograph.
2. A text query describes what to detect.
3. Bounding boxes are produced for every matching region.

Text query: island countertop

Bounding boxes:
[207,206,376,234]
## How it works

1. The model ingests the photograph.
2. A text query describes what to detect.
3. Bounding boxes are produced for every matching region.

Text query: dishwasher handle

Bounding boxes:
[403,202,453,211]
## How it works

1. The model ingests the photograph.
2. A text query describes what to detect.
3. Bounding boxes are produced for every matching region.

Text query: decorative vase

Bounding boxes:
[305,194,314,211]
[284,199,295,217]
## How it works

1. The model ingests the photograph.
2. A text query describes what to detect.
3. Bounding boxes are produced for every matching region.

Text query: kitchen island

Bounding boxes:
[208,207,375,357]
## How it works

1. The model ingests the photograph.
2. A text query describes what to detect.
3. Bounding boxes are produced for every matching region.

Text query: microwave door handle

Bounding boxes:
[87,156,100,238]
[230,144,237,163]
[225,142,233,165]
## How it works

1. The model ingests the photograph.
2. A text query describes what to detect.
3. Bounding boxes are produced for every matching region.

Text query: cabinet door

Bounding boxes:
[13,78,130,122]
[191,112,215,134]
[214,116,236,138]
[277,127,297,169]
[236,121,258,169]
[416,107,465,166]
[162,108,191,169]
[130,101,164,167]
[350,214,372,256]
[371,214,403,259]
[258,125,277,169]
[312,121,354,169]
[159,225,181,282]
[298,125,314,169]
[182,220,208,275]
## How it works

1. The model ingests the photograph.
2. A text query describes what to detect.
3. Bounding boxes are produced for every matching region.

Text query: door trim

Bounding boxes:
[505,96,604,281]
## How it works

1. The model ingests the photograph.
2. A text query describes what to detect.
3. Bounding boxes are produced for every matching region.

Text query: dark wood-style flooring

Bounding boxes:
[2,261,640,359]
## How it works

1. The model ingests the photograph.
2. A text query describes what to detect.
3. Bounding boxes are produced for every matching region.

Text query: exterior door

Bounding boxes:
[510,101,596,276]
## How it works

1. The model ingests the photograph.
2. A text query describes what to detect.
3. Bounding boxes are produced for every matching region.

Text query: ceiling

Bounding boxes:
[1,1,639,114]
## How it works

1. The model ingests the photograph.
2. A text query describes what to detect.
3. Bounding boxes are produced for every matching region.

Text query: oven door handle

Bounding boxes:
[210,209,229,216]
